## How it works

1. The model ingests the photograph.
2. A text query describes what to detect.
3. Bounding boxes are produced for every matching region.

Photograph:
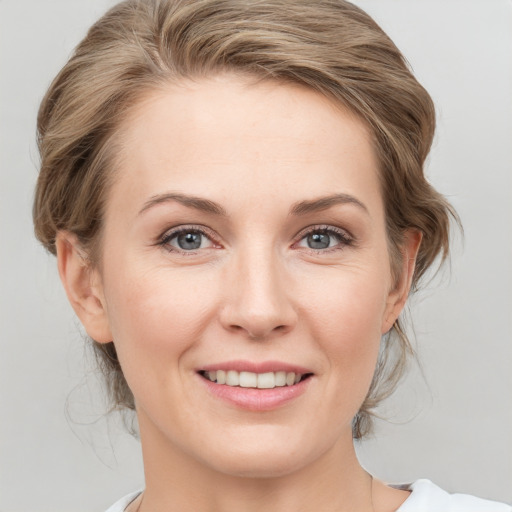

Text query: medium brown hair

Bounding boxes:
[33,0,458,438]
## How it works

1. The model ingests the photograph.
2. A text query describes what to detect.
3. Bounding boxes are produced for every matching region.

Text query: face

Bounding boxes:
[79,75,412,477]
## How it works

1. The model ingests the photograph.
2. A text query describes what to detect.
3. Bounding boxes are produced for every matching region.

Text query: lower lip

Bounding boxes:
[198,374,312,411]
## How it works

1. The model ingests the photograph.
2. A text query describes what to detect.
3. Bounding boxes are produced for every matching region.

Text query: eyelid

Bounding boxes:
[293,224,354,251]
[158,224,221,253]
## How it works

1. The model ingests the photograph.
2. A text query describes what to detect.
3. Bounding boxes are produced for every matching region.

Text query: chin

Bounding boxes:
[193,427,332,479]
[206,452,309,479]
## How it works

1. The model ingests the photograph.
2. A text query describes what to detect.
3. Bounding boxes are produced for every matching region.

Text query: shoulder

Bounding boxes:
[104,490,142,512]
[395,479,511,512]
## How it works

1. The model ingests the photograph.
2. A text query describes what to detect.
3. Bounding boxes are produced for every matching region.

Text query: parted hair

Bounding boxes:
[33,0,457,438]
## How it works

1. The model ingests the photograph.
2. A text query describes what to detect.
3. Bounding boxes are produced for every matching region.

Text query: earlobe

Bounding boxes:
[382,229,422,334]
[56,232,113,343]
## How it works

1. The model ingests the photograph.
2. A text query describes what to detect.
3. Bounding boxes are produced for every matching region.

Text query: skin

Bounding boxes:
[57,74,420,512]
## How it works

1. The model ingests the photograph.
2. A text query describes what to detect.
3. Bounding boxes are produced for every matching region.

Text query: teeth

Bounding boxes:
[239,371,257,388]
[257,372,275,389]
[216,369,226,384]
[226,370,239,386]
[275,371,286,386]
[203,370,306,388]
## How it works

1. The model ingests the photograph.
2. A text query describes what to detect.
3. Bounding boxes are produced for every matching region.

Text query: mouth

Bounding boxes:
[198,370,313,389]
[196,362,314,411]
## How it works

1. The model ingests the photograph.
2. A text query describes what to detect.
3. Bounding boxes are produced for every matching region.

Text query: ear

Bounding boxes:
[381,229,422,334]
[56,232,113,343]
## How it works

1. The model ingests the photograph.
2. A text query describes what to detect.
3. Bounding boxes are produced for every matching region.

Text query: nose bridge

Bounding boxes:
[221,240,296,339]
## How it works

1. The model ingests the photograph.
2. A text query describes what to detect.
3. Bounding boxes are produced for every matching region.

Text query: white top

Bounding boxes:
[105,479,511,511]
[393,480,511,511]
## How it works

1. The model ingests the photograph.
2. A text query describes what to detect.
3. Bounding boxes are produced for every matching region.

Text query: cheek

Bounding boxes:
[304,264,388,338]
[101,261,218,374]
[302,268,388,390]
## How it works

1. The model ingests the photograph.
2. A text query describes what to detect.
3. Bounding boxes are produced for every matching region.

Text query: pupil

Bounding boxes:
[308,232,330,249]
[178,232,202,250]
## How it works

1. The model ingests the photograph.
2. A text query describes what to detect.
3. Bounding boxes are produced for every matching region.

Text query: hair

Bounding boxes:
[33,0,458,438]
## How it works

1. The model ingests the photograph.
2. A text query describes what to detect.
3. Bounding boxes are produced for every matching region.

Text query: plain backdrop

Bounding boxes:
[1,1,511,510]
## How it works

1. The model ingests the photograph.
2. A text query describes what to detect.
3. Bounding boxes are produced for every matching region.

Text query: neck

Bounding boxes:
[136,412,374,512]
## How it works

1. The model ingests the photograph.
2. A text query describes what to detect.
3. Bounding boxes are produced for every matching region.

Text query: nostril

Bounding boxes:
[221,299,297,339]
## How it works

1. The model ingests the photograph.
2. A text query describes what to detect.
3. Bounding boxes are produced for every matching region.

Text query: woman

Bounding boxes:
[32,0,511,511]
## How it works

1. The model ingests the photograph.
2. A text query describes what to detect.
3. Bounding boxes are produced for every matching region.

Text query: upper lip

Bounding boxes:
[198,360,313,375]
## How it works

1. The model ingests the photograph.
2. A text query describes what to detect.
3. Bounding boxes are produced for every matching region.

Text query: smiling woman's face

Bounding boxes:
[65,74,416,478]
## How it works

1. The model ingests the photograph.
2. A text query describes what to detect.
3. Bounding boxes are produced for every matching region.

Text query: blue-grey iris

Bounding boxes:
[308,232,330,249]
[178,232,202,250]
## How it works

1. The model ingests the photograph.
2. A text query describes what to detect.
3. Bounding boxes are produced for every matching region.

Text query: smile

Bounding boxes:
[197,361,314,410]
[199,370,311,389]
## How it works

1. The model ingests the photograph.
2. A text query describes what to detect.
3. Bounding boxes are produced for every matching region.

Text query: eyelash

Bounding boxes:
[158,225,219,254]
[293,225,354,253]
[157,224,354,255]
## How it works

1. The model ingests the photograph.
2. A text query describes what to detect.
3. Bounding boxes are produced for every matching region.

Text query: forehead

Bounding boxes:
[108,74,382,218]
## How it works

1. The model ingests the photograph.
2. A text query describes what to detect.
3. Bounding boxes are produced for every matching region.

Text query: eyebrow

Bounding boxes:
[139,193,228,216]
[138,192,368,217]
[290,193,369,216]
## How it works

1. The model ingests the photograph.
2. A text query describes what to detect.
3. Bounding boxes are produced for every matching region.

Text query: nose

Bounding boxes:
[219,246,298,340]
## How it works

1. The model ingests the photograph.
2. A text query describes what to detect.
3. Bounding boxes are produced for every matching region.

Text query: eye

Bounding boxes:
[305,232,333,250]
[296,226,353,251]
[160,226,217,252]
[172,231,207,250]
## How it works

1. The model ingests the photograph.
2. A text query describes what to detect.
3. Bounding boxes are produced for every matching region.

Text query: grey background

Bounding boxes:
[1,1,511,510]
